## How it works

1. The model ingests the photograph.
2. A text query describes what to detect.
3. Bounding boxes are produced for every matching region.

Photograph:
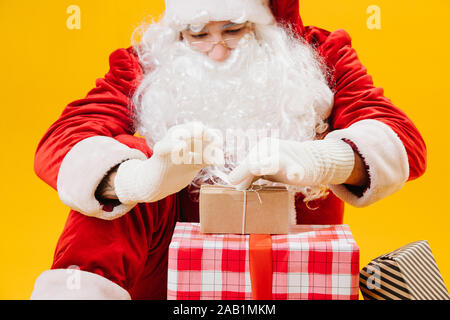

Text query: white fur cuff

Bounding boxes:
[325,119,409,207]
[56,136,147,220]
[163,0,275,27]
[30,269,131,300]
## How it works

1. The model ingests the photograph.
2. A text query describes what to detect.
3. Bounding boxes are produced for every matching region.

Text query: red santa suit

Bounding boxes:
[31,0,426,300]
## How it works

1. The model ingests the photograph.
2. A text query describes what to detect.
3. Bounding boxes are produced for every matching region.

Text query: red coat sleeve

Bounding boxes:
[305,27,427,206]
[34,47,144,190]
[34,47,150,220]
[320,29,426,180]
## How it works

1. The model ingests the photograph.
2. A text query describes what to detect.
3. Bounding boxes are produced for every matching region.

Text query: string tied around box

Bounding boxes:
[240,185,263,235]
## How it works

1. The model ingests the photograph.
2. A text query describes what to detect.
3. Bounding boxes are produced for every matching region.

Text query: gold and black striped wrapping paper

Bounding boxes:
[360,240,450,300]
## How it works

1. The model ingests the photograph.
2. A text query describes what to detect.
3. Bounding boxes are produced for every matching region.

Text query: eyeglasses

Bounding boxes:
[189,37,244,52]
[186,22,253,53]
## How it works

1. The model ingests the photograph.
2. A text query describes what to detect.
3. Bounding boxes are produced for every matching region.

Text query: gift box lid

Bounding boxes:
[169,223,359,249]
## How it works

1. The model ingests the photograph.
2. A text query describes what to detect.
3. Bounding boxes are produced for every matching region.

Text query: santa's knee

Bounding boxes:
[30,269,131,300]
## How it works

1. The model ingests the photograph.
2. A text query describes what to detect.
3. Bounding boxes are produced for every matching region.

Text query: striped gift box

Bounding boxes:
[167,222,360,300]
[360,240,450,300]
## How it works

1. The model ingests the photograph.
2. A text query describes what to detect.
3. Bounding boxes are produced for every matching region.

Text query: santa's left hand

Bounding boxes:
[228,138,356,190]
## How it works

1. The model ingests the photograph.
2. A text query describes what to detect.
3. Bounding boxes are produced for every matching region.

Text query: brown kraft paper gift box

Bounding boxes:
[199,185,294,235]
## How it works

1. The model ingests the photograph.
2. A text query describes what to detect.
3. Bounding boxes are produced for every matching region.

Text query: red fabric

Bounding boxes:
[303,26,427,181]
[34,47,143,191]
[34,3,427,300]
[270,0,305,36]
[51,135,178,300]
[52,201,178,300]
[295,191,345,225]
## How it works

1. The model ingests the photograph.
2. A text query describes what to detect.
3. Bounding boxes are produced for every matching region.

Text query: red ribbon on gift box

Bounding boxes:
[249,234,273,300]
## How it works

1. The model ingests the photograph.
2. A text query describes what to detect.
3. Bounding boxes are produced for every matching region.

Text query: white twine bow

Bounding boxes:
[240,185,263,234]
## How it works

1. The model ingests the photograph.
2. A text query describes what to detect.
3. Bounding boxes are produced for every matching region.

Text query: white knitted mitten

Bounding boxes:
[114,122,220,205]
[228,138,355,190]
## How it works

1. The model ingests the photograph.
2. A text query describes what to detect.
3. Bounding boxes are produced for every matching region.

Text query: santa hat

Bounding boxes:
[163,0,305,34]
[270,0,305,35]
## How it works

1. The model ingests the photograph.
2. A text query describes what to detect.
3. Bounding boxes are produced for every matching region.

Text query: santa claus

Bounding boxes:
[31,0,426,299]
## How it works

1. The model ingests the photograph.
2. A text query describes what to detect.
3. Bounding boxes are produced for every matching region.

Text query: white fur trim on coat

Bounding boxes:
[163,0,275,28]
[325,119,409,207]
[57,136,148,220]
[30,269,131,300]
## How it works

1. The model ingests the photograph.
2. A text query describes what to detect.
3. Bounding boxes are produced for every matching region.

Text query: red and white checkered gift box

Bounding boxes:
[168,223,360,300]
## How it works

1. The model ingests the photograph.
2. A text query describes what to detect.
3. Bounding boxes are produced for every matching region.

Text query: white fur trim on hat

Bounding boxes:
[56,136,148,220]
[325,119,409,207]
[163,0,275,28]
[30,269,131,300]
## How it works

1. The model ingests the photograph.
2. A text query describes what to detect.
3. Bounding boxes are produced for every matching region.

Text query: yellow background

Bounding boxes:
[0,0,449,299]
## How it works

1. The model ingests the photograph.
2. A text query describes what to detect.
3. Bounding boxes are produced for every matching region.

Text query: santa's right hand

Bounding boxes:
[153,121,224,165]
[113,122,223,204]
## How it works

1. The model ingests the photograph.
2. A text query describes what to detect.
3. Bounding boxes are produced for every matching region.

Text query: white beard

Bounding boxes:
[132,22,334,199]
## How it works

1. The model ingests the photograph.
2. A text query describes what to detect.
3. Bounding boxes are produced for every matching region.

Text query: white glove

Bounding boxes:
[114,122,221,205]
[228,138,355,190]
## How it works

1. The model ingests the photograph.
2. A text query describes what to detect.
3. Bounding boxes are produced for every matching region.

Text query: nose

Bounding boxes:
[208,42,230,62]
